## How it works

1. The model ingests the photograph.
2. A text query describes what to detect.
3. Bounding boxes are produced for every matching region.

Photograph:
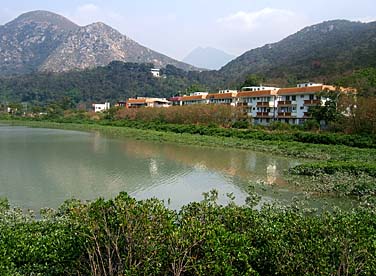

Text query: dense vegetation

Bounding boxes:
[290,161,376,177]
[1,192,375,276]
[218,20,376,88]
[0,62,194,105]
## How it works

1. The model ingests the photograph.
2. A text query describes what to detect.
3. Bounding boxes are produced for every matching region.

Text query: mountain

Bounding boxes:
[218,20,376,87]
[183,47,235,70]
[0,11,79,75]
[0,10,197,75]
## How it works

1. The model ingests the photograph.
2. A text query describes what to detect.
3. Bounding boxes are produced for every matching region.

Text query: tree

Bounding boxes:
[308,91,341,129]
[240,74,265,89]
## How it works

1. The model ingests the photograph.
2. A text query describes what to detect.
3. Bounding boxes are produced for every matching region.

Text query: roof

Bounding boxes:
[277,85,337,95]
[237,90,276,97]
[181,95,207,101]
[207,92,235,99]
[127,98,146,104]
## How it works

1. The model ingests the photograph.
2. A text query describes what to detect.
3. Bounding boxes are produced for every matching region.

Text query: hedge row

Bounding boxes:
[99,119,376,149]
[290,161,376,177]
[1,193,375,275]
[4,116,376,148]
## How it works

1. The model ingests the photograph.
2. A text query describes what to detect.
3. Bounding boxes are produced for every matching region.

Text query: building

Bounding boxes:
[126,97,171,108]
[150,68,161,78]
[180,92,209,105]
[276,84,337,125]
[207,90,238,106]
[236,90,278,125]
[118,83,353,125]
[241,86,278,92]
[93,102,110,113]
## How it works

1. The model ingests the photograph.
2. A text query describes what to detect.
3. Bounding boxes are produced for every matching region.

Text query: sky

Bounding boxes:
[0,0,375,60]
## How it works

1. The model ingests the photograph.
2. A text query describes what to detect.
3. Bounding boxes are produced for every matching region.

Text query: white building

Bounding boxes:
[241,86,278,92]
[150,68,161,78]
[236,90,278,125]
[93,102,110,113]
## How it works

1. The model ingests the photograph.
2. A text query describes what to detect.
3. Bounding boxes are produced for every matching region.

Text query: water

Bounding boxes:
[0,125,349,210]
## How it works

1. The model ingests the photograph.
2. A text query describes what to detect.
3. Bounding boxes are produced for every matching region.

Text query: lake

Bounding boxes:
[0,125,349,210]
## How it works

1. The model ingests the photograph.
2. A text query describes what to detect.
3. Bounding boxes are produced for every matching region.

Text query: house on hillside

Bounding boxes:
[150,68,161,78]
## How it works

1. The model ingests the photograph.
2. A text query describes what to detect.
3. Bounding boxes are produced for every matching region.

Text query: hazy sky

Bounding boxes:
[1,0,375,60]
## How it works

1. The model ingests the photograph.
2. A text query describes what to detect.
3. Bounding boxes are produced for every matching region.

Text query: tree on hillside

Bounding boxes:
[239,74,265,89]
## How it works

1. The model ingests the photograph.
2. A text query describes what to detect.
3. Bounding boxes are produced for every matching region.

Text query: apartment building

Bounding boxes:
[180,92,209,105]
[207,90,238,106]
[276,84,337,125]
[236,90,278,125]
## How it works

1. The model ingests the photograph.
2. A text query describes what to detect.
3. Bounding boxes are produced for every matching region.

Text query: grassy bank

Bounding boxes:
[0,193,375,276]
[3,119,376,162]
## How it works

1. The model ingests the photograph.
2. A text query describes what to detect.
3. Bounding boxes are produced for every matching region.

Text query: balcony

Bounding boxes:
[278,112,296,118]
[303,112,311,118]
[256,102,272,107]
[278,100,294,106]
[256,112,272,118]
[304,99,321,106]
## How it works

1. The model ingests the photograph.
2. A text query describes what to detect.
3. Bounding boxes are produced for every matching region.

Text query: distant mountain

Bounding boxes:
[0,10,197,75]
[218,20,376,87]
[183,47,235,70]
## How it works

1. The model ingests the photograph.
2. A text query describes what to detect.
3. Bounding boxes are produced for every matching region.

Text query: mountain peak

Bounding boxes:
[0,10,197,75]
[183,47,235,70]
[8,10,78,31]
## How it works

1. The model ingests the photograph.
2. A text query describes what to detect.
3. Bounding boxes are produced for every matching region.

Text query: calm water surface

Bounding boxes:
[0,125,348,210]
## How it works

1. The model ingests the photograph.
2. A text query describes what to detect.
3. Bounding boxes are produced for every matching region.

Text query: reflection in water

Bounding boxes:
[0,125,352,211]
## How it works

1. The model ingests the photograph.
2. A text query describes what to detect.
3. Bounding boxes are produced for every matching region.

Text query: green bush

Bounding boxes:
[1,193,376,275]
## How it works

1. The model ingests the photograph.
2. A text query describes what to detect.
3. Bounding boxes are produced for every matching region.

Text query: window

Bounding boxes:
[301,95,304,98]
[300,106,304,110]
[292,95,296,101]
[309,95,314,100]
[286,96,290,101]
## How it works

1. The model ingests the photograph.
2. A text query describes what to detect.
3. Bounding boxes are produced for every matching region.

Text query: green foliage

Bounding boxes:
[290,161,376,177]
[336,67,376,96]
[240,74,265,89]
[1,193,376,275]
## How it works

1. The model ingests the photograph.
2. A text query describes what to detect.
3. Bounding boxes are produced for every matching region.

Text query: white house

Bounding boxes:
[93,102,110,113]
[150,68,161,78]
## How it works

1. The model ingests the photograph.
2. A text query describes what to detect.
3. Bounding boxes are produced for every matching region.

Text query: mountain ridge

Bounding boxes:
[0,10,197,75]
[217,19,376,86]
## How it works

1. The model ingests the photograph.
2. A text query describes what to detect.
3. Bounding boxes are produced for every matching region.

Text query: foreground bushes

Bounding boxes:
[1,193,376,275]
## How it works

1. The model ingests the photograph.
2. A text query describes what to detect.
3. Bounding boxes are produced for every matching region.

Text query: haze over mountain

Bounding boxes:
[0,10,197,75]
[183,47,235,70]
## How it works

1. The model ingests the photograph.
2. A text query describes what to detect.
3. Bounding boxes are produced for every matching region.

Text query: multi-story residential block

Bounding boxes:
[276,84,337,125]
[236,90,278,125]
[180,92,209,105]
[207,90,238,106]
